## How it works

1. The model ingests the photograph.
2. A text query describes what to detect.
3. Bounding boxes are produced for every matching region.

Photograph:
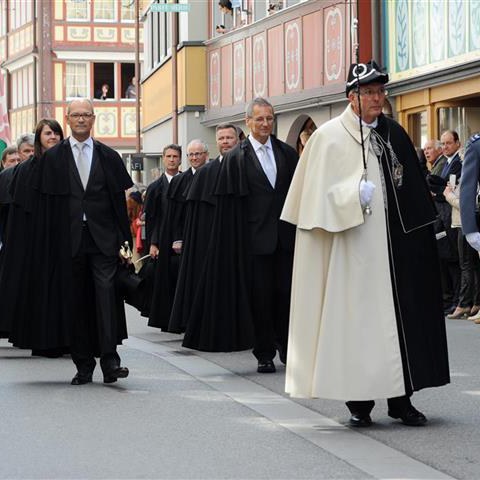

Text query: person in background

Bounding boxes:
[423,139,445,175]
[125,77,137,99]
[16,134,35,162]
[0,146,20,171]
[96,83,111,100]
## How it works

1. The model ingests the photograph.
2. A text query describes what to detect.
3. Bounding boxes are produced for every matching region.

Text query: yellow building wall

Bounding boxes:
[177,46,207,108]
[142,61,173,129]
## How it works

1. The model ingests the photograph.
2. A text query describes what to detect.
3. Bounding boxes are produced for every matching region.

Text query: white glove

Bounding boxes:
[466,232,480,251]
[359,179,376,208]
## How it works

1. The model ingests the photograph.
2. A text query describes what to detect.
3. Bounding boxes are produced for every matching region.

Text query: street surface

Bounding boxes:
[1,306,479,479]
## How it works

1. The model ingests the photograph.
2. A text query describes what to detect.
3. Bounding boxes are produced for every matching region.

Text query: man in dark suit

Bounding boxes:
[42,98,133,385]
[437,130,462,315]
[192,98,298,371]
[147,140,207,330]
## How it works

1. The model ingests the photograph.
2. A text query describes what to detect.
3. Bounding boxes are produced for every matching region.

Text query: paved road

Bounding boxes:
[0,306,478,479]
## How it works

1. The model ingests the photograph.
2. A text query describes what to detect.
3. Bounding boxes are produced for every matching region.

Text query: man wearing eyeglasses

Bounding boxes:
[183,98,298,368]
[148,139,208,331]
[30,98,133,385]
[282,60,449,427]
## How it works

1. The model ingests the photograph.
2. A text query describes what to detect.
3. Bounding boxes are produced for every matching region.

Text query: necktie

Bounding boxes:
[76,142,90,189]
[258,144,276,188]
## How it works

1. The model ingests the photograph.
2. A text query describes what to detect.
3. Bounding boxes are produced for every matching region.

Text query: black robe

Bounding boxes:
[169,159,221,335]
[0,141,132,351]
[374,114,450,391]
[148,169,194,330]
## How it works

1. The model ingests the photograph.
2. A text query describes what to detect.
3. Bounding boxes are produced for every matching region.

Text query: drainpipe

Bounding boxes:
[171,3,178,144]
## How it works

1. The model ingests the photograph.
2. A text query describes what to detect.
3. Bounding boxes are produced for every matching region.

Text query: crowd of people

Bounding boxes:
[2,59,480,428]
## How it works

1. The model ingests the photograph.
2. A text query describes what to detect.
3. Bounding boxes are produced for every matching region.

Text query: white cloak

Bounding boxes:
[281,106,406,401]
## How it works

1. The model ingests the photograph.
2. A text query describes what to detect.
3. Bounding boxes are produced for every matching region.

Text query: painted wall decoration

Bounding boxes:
[233,42,245,103]
[253,33,267,97]
[209,51,220,107]
[285,20,301,92]
[385,0,480,81]
[324,6,343,82]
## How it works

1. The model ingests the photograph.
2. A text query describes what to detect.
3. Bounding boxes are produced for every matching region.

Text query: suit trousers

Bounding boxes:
[457,228,480,308]
[346,393,413,416]
[250,247,293,362]
[71,224,120,375]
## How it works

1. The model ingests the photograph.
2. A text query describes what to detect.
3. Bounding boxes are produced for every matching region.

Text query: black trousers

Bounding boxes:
[250,247,293,362]
[439,258,460,309]
[71,225,120,375]
[457,229,480,308]
[346,394,413,416]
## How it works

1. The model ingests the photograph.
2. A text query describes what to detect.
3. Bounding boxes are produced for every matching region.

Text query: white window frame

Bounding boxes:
[121,0,135,23]
[94,0,117,23]
[65,62,90,100]
[66,0,90,22]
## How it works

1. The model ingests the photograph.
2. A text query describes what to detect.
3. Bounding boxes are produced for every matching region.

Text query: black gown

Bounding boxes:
[148,169,194,330]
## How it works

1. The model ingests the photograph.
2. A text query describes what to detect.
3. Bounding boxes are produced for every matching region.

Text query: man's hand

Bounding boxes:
[466,232,480,251]
[172,240,183,254]
[359,179,376,208]
[149,244,159,259]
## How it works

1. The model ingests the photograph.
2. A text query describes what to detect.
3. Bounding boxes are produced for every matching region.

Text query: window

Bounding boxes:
[66,0,89,21]
[10,0,32,30]
[438,106,480,147]
[254,0,267,21]
[408,111,427,149]
[0,0,6,36]
[66,63,88,98]
[121,0,135,22]
[121,64,136,99]
[93,63,115,100]
[94,0,116,21]
[10,65,33,109]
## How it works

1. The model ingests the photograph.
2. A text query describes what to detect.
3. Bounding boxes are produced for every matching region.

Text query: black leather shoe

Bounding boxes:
[257,360,276,373]
[388,405,427,426]
[349,414,372,427]
[103,366,129,384]
[71,373,92,385]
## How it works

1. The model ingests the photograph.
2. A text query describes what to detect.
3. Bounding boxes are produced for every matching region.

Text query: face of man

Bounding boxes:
[246,105,274,144]
[162,148,181,176]
[348,82,387,124]
[440,132,460,157]
[423,140,442,165]
[216,127,238,155]
[187,142,208,169]
[2,152,20,169]
[18,142,34,161]
[66,100,96,142]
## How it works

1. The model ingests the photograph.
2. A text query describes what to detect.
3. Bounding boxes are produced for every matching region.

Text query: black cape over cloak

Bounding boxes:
[181,139,306,352]
[148,169,194,329]
[169,159,221,335]
[1,140,133,351]
[374,114,450,391]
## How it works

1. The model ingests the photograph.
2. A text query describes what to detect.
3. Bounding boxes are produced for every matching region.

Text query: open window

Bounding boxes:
[93,63,114,100]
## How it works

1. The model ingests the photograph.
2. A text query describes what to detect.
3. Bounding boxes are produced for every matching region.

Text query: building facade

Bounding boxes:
[0,0,143,160]
[383,0,480,149]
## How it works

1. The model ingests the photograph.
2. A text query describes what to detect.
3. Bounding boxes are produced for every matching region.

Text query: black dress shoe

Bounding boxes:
[388,405,427,426]
[349,413,372,427]
[257,360,276,373]
[71,373,92,385]
[103,366,129,384]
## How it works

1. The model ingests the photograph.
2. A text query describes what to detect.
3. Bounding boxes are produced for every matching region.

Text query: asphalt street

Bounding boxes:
[1,305,479,480]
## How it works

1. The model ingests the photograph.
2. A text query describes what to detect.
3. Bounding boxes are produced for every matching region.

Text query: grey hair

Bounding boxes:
[245,97,274,117]
[1,145,18,164]
[433,140,442,149]
[67,98,95,114]
[187,139,209,153]
[16,133,34,148]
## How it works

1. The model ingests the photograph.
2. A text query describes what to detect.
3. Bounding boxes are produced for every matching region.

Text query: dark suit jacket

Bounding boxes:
[240,137,298,255]
[460,135,480,234]
[145,174,169,247]
[43,139,132,257]
[439,152,462,180]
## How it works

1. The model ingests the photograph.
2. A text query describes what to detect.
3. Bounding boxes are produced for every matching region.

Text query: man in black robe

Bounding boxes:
[169,123,240,342]
[185,98,298,371]
[148,140,207,329]
[28,99,133,385]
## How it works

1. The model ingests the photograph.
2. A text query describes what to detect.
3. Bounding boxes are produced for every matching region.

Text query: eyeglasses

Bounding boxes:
[250,116,275,124]
[358,87,388,97]
[188,151,207,158]
[69,113,95,119]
